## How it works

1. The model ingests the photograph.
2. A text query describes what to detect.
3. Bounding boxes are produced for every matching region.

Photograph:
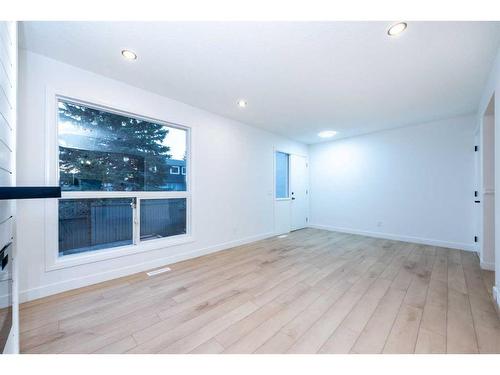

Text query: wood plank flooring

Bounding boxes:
[19,229,500,354]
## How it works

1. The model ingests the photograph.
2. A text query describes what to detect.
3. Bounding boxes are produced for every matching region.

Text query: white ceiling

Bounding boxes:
[20,21,500,144]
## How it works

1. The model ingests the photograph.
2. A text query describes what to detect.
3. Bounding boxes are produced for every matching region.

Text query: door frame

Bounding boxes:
[478,93,495,271]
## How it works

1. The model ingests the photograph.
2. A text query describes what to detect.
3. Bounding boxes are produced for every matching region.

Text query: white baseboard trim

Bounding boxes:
[480,260,495,271]
[308,224,474,251]
[493,286,500,312]
[19,232,274,303]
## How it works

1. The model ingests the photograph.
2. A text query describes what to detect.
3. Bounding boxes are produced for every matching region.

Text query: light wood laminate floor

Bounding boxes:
[20,229,500,354]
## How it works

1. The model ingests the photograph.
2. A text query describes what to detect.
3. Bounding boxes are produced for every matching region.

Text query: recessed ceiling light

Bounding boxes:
[121,49,137,60]
[318,130,337,138]
[237,99,247,108]
[387,22,407,37]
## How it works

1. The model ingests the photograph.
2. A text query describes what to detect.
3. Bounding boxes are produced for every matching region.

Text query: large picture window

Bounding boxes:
[57,98,190,257]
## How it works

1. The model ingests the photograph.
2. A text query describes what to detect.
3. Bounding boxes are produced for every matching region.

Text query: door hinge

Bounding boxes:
[474,190,478,197]
[474,236,478,243]
[306,189,308,194]
[475,145,479,152]
[306,217,308,223]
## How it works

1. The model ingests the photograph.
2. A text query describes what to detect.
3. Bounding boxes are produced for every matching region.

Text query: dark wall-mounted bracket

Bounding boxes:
[0,187,61,200]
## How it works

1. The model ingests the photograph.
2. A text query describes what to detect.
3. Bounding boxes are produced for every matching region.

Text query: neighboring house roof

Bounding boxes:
[165,159,186,167]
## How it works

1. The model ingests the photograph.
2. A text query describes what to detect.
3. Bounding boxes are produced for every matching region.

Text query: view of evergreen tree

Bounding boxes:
[58,101,174,191]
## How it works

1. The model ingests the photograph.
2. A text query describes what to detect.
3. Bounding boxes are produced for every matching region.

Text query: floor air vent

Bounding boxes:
[146,267,171,277]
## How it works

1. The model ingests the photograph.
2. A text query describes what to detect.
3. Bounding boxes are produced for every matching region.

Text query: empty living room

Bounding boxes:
[1,0,500,373]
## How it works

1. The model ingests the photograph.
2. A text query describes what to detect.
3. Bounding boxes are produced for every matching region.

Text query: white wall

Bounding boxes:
[477,43,500,308]
[309,115,476,251]
[17,50,307,302]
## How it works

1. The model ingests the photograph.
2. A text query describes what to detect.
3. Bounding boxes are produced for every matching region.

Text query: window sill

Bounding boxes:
[45,234,195,271]
[275,198,292,201]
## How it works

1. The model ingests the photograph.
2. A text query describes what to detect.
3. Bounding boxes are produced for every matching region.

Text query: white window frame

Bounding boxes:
[170,166,180,175]
[44,89,193,271]
[181,166,186,175]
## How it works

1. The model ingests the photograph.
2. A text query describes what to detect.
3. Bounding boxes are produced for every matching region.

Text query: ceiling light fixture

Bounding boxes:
[121,49,137,60]
[237,99,247,108]
[318,130,337,138]
[387,22,407,37]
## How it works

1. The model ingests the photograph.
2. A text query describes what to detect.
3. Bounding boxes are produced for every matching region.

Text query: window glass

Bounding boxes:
[140,199,187,241]
[58,100,187,192]
[275,151,289,198]
[58,198,133,256]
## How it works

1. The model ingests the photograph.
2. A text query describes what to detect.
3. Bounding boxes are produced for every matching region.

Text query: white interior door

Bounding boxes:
[474,128,481,254]
[290,154,309,231]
